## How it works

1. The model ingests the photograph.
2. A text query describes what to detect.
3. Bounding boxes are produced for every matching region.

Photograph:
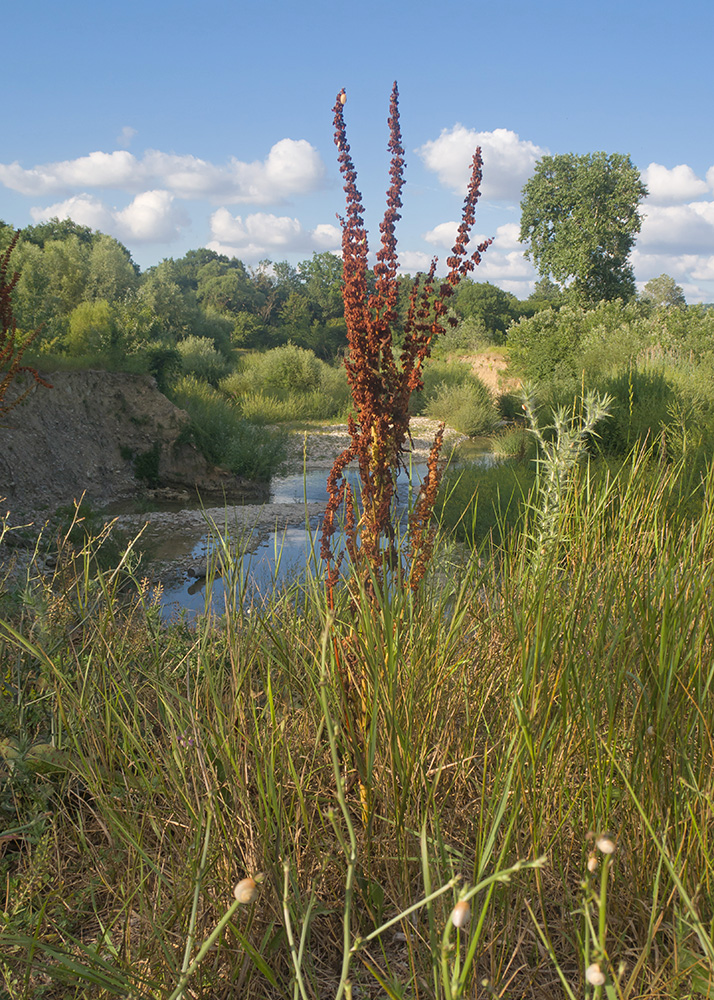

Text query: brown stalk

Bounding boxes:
[0,231,52,417]
[321,83,490,598]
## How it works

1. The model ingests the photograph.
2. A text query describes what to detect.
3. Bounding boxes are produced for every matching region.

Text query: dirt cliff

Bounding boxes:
[0,370,230,517]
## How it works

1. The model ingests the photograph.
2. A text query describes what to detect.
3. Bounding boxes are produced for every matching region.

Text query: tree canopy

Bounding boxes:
[520,152,647,303]
[641,273,686,309]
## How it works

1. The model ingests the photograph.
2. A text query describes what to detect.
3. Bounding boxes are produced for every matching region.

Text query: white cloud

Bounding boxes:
[4,151,140,195]
[476,249,536,284]
[423,221,459,249]
[639,200,714,252]
[312,223,342,248]
[30,194,113,231]
[423,220,521,255]
[117,126,137,148]
[396,250,434,274]
[418,126,546,202]
[642,163,709,204]
[31,190,188,243]
[207,209,340,259]
[0,139,327,204]
[116,190,187,242]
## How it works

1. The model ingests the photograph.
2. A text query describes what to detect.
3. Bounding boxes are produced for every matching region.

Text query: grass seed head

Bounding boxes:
[450,899,471,928]
[595,834,616,855]
[585,962,606,986]
[234,877,258,904]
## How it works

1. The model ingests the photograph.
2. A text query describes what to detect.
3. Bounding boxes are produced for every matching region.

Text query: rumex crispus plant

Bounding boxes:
[320,83,491,599]
[319,84,490,826]
[0,231,51,416]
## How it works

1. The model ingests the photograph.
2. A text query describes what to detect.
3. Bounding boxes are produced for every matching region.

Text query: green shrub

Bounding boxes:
[425,376,498,436]
[432,315,491,357]
[220,350,350,423]
[176,335,230,384]
[169,375,286,479]
[409,359,475,415]
[132,442,161,487]
[142,344,182,392]
[238,388,347,424]
[491,425,536,461]
[253,343,322,393]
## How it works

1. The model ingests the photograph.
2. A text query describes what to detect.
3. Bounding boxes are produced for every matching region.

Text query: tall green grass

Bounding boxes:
[1,449,714,997]
[169,374,286,479]
[221,345,351,423]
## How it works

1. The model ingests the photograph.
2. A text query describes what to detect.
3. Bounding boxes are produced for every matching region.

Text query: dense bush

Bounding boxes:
[221,346,350,422]
[248,343,322,393]
[425,375,498,437]
[409,359,476,415]
[176,334,230,384]
[169,375,285,479]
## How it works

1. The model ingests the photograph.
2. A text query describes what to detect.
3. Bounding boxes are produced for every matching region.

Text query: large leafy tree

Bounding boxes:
[641,272,686,309]
[520,152,647,303]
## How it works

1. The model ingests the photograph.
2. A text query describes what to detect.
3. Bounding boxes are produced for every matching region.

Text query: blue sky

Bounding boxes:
[3,0,713,301]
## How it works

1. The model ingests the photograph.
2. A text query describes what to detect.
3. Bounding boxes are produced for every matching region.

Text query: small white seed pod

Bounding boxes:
[585,962,606,986]
[233,877,258,904]
[587,854,598,873]
[339,91,347,105]
[595,835,616,855]
[450,900,471,928]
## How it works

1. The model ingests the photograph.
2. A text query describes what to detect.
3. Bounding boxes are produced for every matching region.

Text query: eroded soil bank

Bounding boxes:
[0,368,463,594]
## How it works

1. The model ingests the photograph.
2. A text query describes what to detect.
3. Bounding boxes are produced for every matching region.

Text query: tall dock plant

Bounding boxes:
[0,231,51,416]
[320,85,490,823]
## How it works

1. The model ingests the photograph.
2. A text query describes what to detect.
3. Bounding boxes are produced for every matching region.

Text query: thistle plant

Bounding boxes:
[522,385,612,558]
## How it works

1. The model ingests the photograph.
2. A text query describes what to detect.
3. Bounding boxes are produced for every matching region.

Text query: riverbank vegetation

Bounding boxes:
[2,85,714,998]
[1,444,713,998]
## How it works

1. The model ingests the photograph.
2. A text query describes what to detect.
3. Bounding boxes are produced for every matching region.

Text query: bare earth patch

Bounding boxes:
[458,351,521,394]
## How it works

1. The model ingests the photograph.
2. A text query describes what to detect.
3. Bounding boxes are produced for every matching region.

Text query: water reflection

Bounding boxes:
[157,447,496,618]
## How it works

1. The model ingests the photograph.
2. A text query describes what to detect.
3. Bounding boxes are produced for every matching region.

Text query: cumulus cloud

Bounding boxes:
[207,209,340,259]
[639,201,714,253]
[418,126,546,201]
[30,194,114,232]
[31,190,188,243]
[423,220,521,254]
[396,250,434,274]
[0,139,327,204]
[117,126,137,148]
[642,163,710,204]
[423,221,460,249]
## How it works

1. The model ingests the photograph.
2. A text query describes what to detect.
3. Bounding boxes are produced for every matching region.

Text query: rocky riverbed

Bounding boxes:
[110,417,463,593]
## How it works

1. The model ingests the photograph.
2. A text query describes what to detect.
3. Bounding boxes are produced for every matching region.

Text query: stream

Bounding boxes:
[109,421,495,617]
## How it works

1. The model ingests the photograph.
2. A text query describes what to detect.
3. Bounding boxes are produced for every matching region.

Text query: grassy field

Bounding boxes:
[1,440,713,1000]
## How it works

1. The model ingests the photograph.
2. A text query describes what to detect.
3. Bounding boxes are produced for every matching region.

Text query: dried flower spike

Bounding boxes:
[233,877,258,904]
[450,900,471,928]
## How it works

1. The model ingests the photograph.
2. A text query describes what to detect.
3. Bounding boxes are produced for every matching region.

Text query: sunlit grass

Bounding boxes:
[1,448,713,998]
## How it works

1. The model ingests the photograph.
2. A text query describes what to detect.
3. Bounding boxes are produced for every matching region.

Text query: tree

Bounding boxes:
[453,280,519,341]
[641,273,686,309]
[297,251,344,320]
[86,234,139,302]
[520,152,647,303]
